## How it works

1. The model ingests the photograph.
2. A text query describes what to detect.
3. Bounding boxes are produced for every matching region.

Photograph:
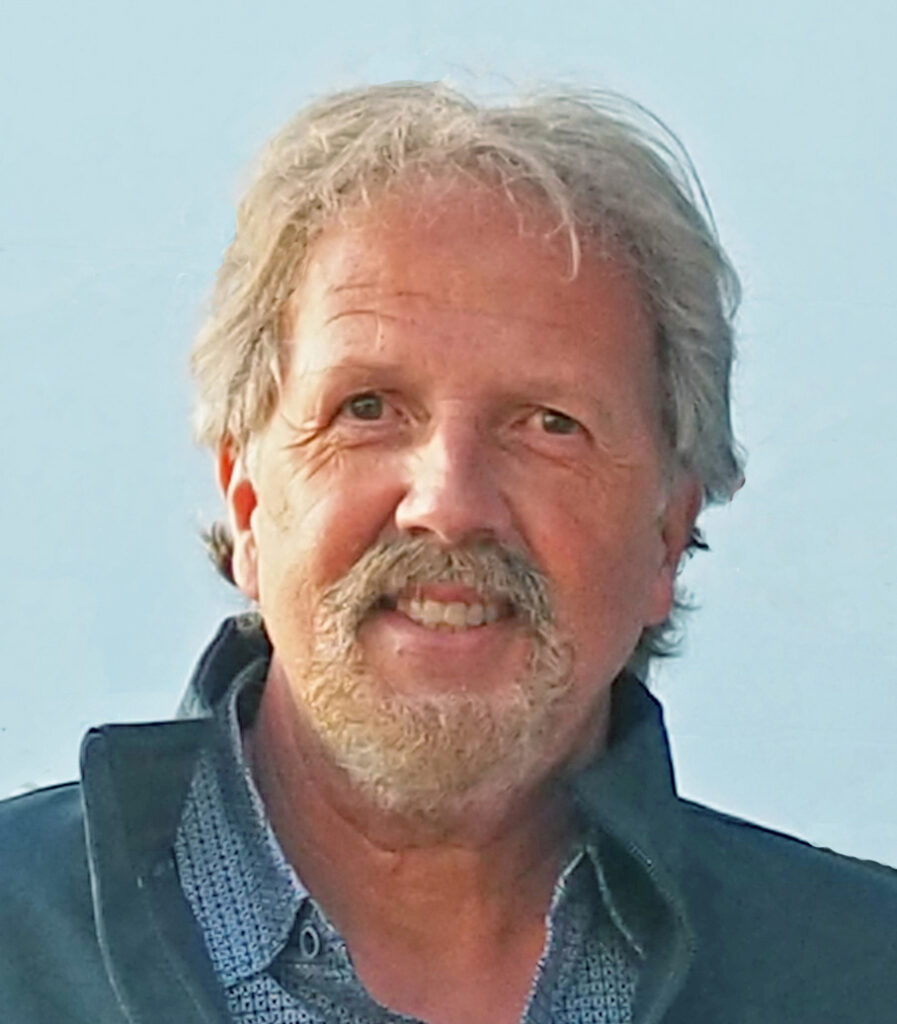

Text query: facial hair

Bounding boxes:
[295,537,576,821]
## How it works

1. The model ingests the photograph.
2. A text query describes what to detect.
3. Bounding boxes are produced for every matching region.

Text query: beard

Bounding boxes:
[292,537,578,822]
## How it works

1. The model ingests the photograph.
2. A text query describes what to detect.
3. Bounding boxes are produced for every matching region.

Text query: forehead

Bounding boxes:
[293,179,628,314]
[282,177,659,412]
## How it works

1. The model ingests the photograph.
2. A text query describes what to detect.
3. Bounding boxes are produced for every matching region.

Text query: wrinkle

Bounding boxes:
[322,302,592,333]
[319,287,596,334]
[324,307,403,327]
[276,411,343,484]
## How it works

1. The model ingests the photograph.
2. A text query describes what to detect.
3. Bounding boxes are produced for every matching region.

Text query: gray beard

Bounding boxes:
[294,538,576,821]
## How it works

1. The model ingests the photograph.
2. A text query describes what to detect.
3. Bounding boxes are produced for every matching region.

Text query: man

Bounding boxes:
[1,82,895,1023]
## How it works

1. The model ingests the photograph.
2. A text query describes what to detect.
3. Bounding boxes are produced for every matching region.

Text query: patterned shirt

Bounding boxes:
[174,661,641,1023]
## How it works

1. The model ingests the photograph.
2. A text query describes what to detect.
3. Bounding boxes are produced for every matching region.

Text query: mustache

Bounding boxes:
[317,536,555,634]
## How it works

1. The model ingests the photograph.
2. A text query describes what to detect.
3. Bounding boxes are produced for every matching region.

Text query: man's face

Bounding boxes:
[226,180,697,813]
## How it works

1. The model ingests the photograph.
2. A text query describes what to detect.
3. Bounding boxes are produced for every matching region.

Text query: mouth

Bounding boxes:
[374,587,511,632]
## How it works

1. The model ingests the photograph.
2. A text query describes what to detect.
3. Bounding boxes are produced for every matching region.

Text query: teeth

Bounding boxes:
[395,595,503,630]
[421,599,443,625]
[465,603,484,627]
[444,602,468,628]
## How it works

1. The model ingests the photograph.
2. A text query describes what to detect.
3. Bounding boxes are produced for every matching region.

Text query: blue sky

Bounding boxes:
[2,0,895,863]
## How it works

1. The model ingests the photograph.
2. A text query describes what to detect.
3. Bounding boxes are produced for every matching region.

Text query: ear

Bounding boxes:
[217,438,260,601]
[645,471,703,626]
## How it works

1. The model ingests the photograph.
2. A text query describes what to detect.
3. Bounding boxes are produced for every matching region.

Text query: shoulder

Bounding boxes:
[0,782,91,907]
[679,796,897,906]
[671,798,897,1020]
[0,777,85,833]
[0,784,125,1023]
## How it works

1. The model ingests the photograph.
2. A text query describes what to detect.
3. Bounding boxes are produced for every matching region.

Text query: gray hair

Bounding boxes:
[192,80,743,673]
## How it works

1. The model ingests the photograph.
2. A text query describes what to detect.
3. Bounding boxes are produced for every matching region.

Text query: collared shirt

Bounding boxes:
[174,660,640,1023]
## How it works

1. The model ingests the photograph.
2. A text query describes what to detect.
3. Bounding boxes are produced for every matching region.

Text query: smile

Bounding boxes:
[399,595,502,629]
[376,591,507,631]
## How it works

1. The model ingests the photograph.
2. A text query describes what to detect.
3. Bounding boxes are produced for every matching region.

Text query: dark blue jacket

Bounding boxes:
[2,617,896,1022]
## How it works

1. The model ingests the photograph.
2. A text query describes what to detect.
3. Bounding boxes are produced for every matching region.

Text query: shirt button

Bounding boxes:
[298,922,322,960]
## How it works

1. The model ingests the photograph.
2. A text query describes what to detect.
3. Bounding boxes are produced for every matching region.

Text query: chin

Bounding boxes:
[298,625,580,823]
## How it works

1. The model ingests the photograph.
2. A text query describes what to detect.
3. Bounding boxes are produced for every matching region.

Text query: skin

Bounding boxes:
[221,178,700,1024]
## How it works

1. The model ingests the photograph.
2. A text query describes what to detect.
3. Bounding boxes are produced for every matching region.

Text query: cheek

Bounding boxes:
[526,492,663,637]
[254,465,401,600]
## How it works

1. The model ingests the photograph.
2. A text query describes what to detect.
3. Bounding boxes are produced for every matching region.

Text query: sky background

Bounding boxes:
[2,1,895,864]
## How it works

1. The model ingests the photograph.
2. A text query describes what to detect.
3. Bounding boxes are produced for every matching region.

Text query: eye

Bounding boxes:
[539,408,581,435]
[343,392,385,420]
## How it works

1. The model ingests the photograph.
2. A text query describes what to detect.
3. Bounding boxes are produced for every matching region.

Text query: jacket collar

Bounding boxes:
[80,717,227,1023]
[574,674,686,878]
[176,613,270,719]
[571,677,697,1023]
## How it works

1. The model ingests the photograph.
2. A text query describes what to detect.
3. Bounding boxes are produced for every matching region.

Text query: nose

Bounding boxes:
[393,414,513,547]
